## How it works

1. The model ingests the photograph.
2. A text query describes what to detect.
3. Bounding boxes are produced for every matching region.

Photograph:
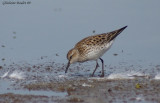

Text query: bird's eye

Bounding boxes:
[70,56,72,59]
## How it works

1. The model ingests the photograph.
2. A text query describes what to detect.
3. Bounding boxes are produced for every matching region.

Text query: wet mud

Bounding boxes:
[0,62,160,103]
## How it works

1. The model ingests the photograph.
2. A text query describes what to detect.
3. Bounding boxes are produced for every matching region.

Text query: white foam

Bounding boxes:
[154,73,160,80]
[108,71,147,79]
[9,70,25,80]
[135,94,145,101]
[0,71,9,78]
[127,71,147,77]
[58,74,67,78]
[108,72,134,79]
[88,71,148,80]
[82,83,92,87]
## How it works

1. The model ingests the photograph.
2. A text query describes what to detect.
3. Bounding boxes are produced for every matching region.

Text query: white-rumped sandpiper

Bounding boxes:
[65,26,127,77]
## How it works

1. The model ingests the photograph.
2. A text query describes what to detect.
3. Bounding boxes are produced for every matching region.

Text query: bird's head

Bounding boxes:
[65,48,79,73]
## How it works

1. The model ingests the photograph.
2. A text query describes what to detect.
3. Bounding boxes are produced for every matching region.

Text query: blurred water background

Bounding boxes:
[0,0,160,67]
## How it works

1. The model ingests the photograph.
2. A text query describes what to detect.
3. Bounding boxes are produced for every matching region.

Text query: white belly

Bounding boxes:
[86,40,114,60]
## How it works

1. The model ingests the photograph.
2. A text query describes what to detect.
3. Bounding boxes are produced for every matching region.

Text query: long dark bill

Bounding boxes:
[65,61,70,73]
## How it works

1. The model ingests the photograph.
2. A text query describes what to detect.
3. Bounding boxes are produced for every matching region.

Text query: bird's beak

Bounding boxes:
[65,61,70,73]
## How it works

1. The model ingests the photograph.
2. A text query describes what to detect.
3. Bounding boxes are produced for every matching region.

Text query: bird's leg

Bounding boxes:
[99,58,104,77]
[91,60,99,77]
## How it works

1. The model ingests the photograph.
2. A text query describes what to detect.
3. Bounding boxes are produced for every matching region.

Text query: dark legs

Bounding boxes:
[99,58,104,77]
[91,60,99,77]
[91,58,104,77]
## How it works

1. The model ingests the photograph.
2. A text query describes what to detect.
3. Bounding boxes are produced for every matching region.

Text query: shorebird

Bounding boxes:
[65,26,127,77]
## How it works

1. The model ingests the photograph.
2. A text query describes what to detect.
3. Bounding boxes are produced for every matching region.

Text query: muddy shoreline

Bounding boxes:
[0,77,160,103]
[0,62,160,103]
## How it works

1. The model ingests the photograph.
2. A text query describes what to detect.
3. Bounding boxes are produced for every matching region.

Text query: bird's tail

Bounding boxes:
[107,26,127,42]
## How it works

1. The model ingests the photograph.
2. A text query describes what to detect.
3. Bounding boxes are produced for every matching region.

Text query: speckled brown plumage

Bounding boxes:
[75,26,127,59]
[65,26,127,77]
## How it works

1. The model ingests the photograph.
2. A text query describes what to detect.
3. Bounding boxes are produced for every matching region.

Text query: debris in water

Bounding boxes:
[13,36,16,39]
[1,45,5,48]
[0,66,2,69]
[92,30,95,33]
[135,83,142,89]
[2,58,5,61]
[13,31,16,34]
[113,53,118,56]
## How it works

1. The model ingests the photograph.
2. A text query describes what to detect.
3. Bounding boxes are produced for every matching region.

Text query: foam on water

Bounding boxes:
[107,71,148,79]
[0,71,9,78]
[0,70,25,80]
[82,83,92,87]
[89,71,149,80]
[9,70,25,80]
[154,73,160,80]
[107,72,134,79]
[58,74,68,78]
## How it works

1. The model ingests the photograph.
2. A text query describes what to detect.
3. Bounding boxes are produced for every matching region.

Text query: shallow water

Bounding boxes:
[0,79,67,97]
[0,61,160,103]
[0,0,160,66]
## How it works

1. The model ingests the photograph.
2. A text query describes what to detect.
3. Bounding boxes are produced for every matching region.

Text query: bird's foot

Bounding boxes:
[99,73,104,77]
[90,74,94,77]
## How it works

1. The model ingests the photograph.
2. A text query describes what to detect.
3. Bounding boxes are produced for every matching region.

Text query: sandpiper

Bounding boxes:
[65,26,127,77]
